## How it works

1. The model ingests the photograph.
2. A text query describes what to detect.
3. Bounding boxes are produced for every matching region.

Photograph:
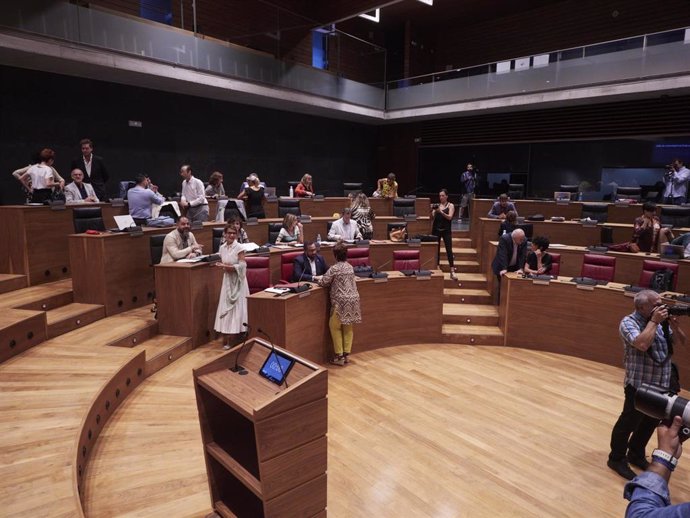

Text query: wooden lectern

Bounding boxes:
[194,338,328,518]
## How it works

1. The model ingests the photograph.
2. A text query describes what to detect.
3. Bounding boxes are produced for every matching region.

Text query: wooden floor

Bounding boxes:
[81,343,690,517]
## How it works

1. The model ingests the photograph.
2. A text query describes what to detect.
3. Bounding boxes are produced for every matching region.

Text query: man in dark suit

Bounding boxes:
[293,241,328,282]
[491,228,527,302]
[71,138,109,202]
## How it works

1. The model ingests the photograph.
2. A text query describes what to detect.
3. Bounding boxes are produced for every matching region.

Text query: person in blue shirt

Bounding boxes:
[127,173,165,225]
[624,415,690,517]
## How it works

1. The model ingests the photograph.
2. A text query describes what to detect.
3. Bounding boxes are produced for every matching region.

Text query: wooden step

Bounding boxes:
[442,303,499,325]
[3,279,74,312]
[139,335,193,376]
[451,237,471,246]
[451,230,470,238]
[108,318,159,348]
[0,274,28,295]
[442,324,504,345]
[0,308,47,363]
[443,288,492,305]
[452,260,480,273]
[453,273,487,290]
[46,303,105,338]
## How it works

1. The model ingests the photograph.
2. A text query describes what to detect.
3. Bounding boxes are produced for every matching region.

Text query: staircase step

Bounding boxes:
[443,260,480,273]
[3,279,74,312]
[442,324,504,345]
[108,319,159,348]
[451,237,472,246]
[0,274,28,295]
[454,273,487,290]
[139,335,193,376]
[444,288,492,304]
[443,303,499,325]
[0,309,47,363]
[46,303,105,339]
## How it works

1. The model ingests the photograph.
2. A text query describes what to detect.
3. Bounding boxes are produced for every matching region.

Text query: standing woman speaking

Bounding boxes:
[431,188,456,280]
[214,224,249,350]
[316,242,361,366]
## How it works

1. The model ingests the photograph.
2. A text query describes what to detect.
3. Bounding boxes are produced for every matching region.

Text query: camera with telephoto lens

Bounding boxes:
[431,203,440,210]
[635,384,690,441]
[662,304,690,317]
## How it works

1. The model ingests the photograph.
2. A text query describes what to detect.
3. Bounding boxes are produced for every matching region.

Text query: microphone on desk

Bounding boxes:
[371,259,391,279]
[257,327,289,388]
[229,323,251,375]
[289,262,311,294]
[414,257,436,277]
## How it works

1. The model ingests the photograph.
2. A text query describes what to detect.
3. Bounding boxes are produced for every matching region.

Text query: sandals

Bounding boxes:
[450,267,457,281]
[330,355,345,366]
[343,354,351,364]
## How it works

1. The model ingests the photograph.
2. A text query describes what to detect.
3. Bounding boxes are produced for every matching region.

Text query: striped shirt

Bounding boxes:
[619,311,671,389]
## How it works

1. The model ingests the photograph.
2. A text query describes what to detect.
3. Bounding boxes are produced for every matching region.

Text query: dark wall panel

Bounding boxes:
[0,66,378,205]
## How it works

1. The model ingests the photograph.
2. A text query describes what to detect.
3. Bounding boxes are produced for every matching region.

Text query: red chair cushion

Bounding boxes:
[280,251,303,283]
[549,253,560,276]
[245,256,270,294]
[581,254,616,282]
[393,249,420,271]
[639,260,679,289]
[347,247,370,267]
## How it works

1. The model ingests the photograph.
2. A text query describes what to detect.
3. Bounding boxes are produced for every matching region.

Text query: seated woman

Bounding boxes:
[523,236,553,276]
[295,173,314,197]
[276,213,304,244]
[630,201,673,253]
[498,210,517,238]
[205,171,225,198]
[373,173,398,199]
[350,192,375,240]
[237,174,266,219]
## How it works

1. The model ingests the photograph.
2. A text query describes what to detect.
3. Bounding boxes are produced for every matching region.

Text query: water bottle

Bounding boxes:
[316,233,322,246]
[289,185,294,197]
[578,191,583,201]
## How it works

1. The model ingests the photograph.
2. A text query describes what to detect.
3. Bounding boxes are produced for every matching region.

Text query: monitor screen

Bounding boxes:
[259,349,295,385]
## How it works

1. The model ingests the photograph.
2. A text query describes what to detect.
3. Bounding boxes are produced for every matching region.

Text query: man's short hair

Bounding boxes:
[80,138,93,147]
[634,289,659,310]
[135,173,148,184]
[342,207,352,216]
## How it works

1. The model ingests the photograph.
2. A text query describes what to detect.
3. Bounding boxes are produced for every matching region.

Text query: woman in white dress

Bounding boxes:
[214,224,249,349]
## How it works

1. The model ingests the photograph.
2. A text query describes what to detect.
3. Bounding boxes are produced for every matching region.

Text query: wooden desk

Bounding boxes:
[154,261,223,346]
[499,273,690,379]
[248,271,444,364]
[69,226,214,316]
[0,204,126,285]
[486,241,690,297]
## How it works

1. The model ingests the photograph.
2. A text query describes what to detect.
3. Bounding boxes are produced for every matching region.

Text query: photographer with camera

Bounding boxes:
[624,416,690,516]
[663,158,690,205]
[608,290,686,480]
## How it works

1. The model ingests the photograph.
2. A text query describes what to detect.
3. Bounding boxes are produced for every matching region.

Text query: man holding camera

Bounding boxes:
[663,158,690,205]
[608,290,686,480]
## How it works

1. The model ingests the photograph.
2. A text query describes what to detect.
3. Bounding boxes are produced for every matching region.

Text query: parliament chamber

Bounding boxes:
[3,0,690,516]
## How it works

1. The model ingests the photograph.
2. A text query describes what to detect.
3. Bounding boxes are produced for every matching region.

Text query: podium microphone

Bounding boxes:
[290,261,311,294]
[257,327,289,388]
[230,323,251,374]
[371,259,391,279]
[415,257,436,276]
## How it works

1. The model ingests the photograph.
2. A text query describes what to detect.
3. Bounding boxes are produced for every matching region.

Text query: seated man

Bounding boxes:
[293,241,328,282]
[328,208,363,241]
[160,217,203,263]
[64,168,99,203]
[487,193,518,219]
[127,173,165,226]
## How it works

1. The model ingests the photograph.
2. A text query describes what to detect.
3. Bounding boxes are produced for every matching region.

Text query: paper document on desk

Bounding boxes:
[238,242,260,252]
[177,255,209,263]
[265,287,290,294]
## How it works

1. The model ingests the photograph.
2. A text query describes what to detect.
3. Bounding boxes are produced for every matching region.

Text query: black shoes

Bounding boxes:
[607,459,637,480]
[627,454,650,471]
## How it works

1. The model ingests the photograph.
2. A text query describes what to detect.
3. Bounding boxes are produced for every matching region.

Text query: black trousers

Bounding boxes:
[433,228,453,268]
[609,384,659,461]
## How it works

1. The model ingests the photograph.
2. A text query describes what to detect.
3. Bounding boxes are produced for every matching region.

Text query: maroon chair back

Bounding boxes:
[347,247,370,267]
[280,251,303,282]
[549,253,560,276]
[580,254,616,282]
[393,250,420,271]
[639,260,679,290]
[245,256,270,294]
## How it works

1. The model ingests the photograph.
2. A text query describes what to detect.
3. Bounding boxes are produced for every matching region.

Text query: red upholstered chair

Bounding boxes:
[393,250,420,271]
[347,247,370,267]
[581,254,616,282]
[280,251,303,283]
[639,260,679,290]
[245,256,271,294]
[549,253,560,276]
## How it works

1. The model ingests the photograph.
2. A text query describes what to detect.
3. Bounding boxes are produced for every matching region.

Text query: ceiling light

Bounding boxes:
[358,9,380,23]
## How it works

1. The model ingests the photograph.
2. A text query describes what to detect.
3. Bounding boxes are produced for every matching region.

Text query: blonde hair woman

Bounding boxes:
[276,213,304,244]
[238,174,266,219]
[295,173,314,197]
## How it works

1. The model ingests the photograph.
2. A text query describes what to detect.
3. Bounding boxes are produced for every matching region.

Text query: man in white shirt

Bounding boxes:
[663,158,690,205]
[179,164,209,225]
[64,169,99,203]
[160,217,204,263]
[328,208,363,241]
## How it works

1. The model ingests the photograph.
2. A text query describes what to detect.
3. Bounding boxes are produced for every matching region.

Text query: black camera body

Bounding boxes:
[665,304,690,317]
[635,384,690,441]
[431,203,440,210]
